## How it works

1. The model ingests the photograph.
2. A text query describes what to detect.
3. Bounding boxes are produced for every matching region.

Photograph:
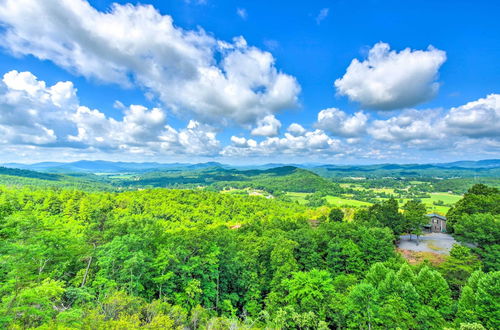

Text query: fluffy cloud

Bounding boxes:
[0,70,221,155]
[222,128,343,157]
[287,123,306,136]
[364,94,500,150]
[367,109,447,147]
[0,0,300,125]
[0,70,76,145]
[172,120,220,155]
[335,42,446,110]
[230,136,257,148]
[0,68,498,161]
[68,105,220,156]
[68,105,167,147]
[251,115,281,136]
[315,108,368,137]
[444,94,500,138]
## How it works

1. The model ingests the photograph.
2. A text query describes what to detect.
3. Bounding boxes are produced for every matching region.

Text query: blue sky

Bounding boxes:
[0,0,498,164]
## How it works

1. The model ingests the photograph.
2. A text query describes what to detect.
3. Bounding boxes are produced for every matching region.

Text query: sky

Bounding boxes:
[0,0,499,164]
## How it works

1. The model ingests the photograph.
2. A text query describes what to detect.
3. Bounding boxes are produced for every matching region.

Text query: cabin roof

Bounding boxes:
[426,213,447,221]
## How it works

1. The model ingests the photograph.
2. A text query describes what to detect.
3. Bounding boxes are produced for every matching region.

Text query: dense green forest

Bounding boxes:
[0,167,114,191]
[115,166,343,194]
[310,161,500,179]
[0,182,498,329]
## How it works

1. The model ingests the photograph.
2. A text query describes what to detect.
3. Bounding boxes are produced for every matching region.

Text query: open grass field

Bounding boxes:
[286,192,309,204]
[396,193,462,214]
[379,192,462,214]
[416,202,447,214]
[428,192,463,204]
[221,188,270,197]
[372,188,396,194]
[409,180,426,185]
[286,192,373,207]
[394,195,459,214]
[286,190,461,214]
[324,196,372,207]
[421,192,463,214]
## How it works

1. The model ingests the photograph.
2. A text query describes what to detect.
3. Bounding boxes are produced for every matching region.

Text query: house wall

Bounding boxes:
[429,216,447,232]
[440,219,446,232]
[432,218,440,232]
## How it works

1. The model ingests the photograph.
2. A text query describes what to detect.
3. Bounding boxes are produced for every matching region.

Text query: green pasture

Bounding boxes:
[286,192,309,204]
[286,190,462,214]
[324,196,372,207]
[286,192,372,207]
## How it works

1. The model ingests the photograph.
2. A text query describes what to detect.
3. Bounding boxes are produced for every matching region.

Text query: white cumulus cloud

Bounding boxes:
[0,0,300,125]
[251,115,281,137]
[315,108,368,137]
[223,128,343,157]
[1,67,498,161]
[335,42,446,110]
[365,94,500,150]
[0,70,221,156]
[444,94,500,138]
[287,123,306,136]
[0,70,76,145]
[69,105,221,155]
[367,109,447,148]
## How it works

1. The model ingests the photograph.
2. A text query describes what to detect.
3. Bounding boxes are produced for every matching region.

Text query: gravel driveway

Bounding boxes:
[398,233,458,254]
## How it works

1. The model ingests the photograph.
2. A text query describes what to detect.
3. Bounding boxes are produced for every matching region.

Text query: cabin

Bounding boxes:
[424,213,447,233]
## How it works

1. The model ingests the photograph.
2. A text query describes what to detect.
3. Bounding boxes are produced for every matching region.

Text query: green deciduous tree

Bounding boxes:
[402,199,428,241]
[282,269,335,321]
[346,282,378,329]
[328,208,344,222]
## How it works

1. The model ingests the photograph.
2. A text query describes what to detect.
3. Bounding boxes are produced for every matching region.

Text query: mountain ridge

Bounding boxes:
[4,159,500,174]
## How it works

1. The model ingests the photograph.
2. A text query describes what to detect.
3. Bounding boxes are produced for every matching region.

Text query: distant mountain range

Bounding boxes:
[431,159,500,169]
[2,160,227,173]
[3,159,500,175]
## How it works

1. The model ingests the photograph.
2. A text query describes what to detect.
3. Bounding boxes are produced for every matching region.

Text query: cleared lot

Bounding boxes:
[398,233,458,254]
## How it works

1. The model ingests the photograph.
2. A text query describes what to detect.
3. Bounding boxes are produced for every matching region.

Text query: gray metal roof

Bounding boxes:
[426,213,447,221]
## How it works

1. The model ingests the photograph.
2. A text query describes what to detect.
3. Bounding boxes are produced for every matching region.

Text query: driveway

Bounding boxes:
[398,232,458,254]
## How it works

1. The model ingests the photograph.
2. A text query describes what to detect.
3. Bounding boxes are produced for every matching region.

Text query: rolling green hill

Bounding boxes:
[119,166,343,194]
[311,162,500,178]
[0,166,114,191]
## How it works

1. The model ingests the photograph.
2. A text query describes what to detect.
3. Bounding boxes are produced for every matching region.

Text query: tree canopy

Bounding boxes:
[0,184,498,328]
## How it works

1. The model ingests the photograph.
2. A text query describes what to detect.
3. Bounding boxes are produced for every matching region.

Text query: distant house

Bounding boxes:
[424,213,447,233]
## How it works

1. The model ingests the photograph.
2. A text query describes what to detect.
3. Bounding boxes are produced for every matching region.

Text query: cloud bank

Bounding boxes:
[0,70,221,156]
[0,69,498,160]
